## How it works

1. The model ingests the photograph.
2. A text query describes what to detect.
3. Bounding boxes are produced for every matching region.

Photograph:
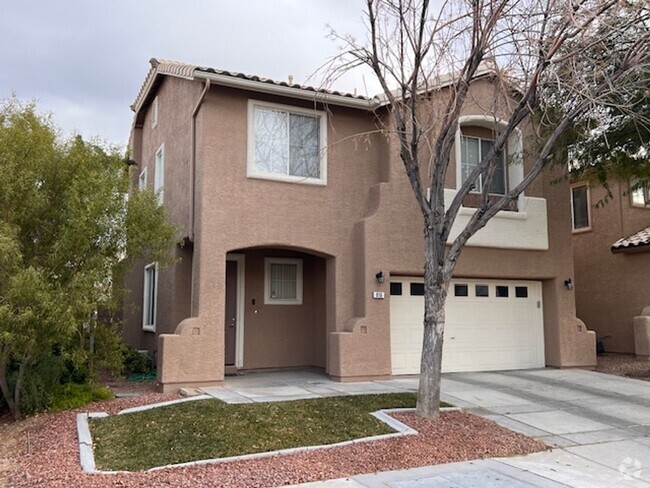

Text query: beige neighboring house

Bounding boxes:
[123,58,596,392]
[572,179,650,354]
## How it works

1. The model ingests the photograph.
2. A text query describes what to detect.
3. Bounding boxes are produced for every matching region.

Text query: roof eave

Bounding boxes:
[611,243,650,254]
[193,71,376,110]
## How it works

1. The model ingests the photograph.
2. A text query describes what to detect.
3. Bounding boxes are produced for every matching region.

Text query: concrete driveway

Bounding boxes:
[439,368,650,487]
[281,368,650,487]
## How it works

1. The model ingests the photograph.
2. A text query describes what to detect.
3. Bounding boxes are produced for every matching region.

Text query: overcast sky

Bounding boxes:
[0,1,379,148]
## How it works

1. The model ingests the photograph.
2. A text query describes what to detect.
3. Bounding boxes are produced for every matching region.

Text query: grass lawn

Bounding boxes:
[90,393,446,471]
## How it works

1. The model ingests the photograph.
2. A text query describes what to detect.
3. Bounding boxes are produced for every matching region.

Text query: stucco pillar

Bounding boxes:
[157,243,226,391]
[634,306,650,359]
[328,185,392,381]
[544,278,596,368]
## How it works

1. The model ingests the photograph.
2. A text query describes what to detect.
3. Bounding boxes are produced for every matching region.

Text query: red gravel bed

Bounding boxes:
[4,395,546,488]
[596,353,650,381]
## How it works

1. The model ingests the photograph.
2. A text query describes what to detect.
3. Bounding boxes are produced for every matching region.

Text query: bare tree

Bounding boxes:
[325,0,650,417]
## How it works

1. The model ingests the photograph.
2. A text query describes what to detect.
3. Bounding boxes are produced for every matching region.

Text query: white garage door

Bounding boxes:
[390,277,545,374]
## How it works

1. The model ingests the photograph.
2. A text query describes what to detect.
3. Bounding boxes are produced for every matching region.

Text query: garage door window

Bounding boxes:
[454,284,469,297]
[496,286,509,297]
[410,283,425,296]
[515,286,528,298]
[475,285,489,297]
[390,282,402,295]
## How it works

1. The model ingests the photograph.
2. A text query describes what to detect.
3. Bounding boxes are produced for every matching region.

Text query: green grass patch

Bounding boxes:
[50,383,113,413]
[91,393,441,471]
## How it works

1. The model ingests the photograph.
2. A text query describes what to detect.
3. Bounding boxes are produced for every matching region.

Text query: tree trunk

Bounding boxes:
[13,354,30,420]
[416,224,448,418]
[0,345,17,420]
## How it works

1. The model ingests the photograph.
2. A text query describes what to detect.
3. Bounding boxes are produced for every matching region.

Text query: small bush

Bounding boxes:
[122,345,152,376]
[9,355,67,415]
[50,383,113,412]
[93,321,125,377]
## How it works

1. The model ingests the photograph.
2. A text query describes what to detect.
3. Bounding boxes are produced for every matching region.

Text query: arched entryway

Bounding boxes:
[225,246,330,373]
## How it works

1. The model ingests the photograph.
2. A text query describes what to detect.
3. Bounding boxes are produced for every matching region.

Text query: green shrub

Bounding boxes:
[4,352,114,415]
[50,383,113,412]
[93,321,125,377]
[8,354,66,415]
[121,345,152,376]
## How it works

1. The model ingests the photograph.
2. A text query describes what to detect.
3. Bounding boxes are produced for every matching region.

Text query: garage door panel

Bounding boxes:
[390,278,544,375]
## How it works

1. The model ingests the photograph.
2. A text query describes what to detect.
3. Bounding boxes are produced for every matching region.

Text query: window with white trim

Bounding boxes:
[248,101,327,184]
[265,258,303,305]
[631,179,650,207]
[460,135,506,195]
[142,262,158,331]
[151,96,158,129]
[138,168,147,191]
[571,184,591,231]
[154,144,164,204]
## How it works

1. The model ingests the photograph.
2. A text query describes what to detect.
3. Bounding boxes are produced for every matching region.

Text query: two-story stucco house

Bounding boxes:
[123,58,596,392]
[571,179,650,354]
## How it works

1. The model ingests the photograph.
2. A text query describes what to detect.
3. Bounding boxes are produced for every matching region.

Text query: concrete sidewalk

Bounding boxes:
[281,369,650,487]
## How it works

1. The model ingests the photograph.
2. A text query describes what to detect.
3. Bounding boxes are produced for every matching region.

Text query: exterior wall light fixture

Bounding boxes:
[564,278,573,290]
[376,271,385,284]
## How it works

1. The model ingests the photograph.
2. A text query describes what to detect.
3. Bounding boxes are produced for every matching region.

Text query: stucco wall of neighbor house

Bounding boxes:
[574,181,650,353]
[142,76,594,389]
[122,76,201,352]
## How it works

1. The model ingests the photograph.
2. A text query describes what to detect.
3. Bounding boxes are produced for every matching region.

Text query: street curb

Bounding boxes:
[117,394,212,415]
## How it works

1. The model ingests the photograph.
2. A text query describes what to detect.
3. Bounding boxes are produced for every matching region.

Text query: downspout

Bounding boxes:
[190,78,211,241]
[189,79,210,317]
[618,179,625,238]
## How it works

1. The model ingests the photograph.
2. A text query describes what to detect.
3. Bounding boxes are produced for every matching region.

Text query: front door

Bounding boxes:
[224,260,237,366]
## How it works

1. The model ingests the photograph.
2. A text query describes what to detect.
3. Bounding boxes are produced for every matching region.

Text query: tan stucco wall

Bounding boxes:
[122,76,201,350]
[574,181,650,353]
[126,76,594,389]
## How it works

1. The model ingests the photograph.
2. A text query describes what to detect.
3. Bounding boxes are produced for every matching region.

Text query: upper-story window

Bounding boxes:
[154,144,164,205]
[571,183,591,231]
[460,135,506,195]
[138,167,148,191]
[631,179,650,207]
[151,96,159,129]
[247,100,327,185]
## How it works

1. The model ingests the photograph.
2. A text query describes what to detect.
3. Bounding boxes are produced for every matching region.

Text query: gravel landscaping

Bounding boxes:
[3,392,546,488]
[596,352,650,380]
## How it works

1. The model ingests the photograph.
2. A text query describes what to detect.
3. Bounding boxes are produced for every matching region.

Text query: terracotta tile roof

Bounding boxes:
[611,227,650,252]
[131,58,370,113]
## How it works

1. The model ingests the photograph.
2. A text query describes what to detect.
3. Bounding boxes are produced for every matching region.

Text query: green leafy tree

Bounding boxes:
[0,98,177,419]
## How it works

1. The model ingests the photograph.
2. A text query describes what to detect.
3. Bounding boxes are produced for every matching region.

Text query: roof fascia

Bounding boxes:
[193,71,376,110]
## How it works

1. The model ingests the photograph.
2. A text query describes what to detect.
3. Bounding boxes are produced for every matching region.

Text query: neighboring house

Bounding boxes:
[572,179,650,353]
[124,58,596,392]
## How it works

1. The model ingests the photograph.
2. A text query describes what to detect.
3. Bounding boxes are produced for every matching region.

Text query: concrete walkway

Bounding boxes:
[201,369,420,404]
[209,369,650,487]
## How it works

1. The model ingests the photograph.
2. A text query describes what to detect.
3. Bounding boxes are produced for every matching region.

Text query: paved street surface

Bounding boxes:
[209,369,650,487]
